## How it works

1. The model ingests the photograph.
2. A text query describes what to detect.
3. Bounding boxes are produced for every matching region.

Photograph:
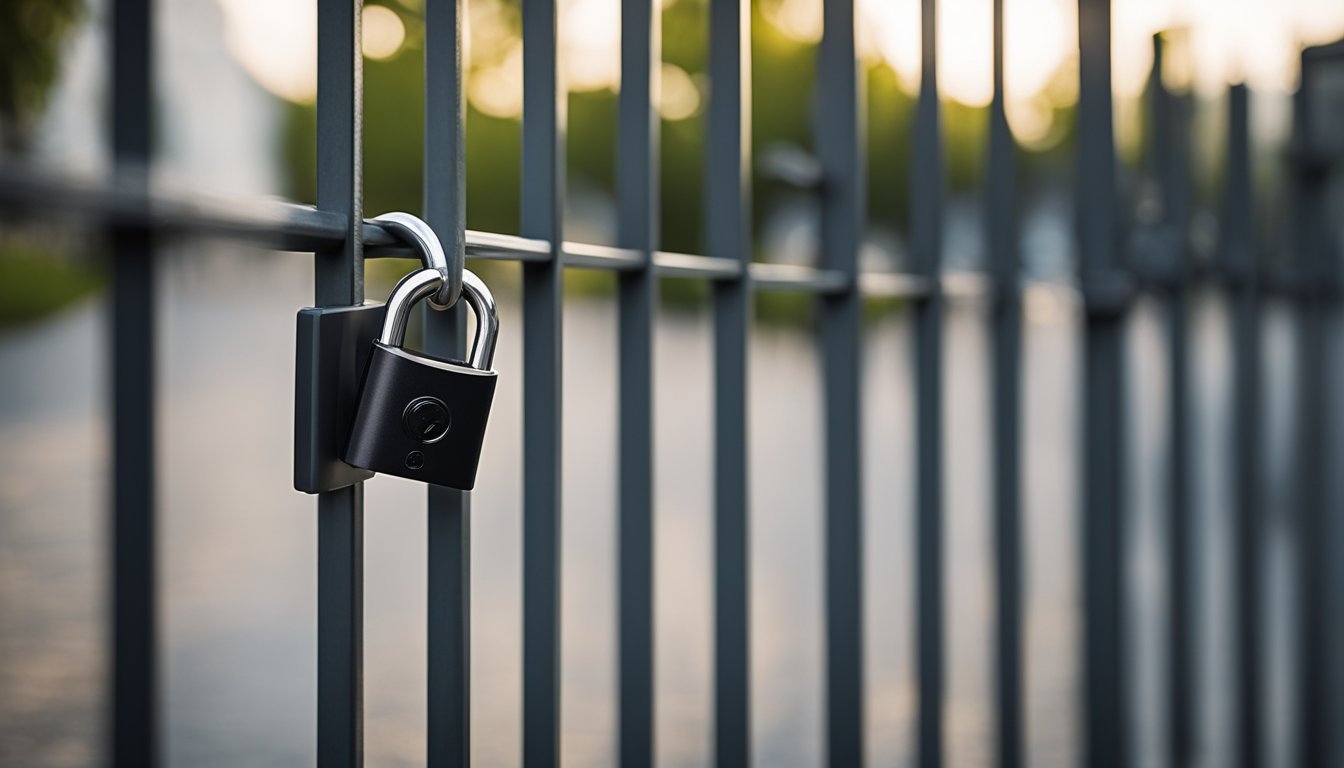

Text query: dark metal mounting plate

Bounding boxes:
[294,302,386,494]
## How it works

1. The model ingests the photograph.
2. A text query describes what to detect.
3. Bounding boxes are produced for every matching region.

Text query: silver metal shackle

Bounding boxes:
[369,211,462,310]
[460,269,499,370]
[378,267,499,372]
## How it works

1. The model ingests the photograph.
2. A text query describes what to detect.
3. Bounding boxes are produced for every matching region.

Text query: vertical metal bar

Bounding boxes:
[426,483,471,768]
[1076,1,1125,766]
[1293,61,1331,768]
[1295,254,1328,768]
[987,1,1021,765]
[617,0,658,762]
[707,0,752,760]
[1147,35,1197,768]
[1224,82,1261,768]
[315,1,365,766]
[521,0,564,758]
[816,0,865,761]
[912,1,944,767]
[424,0,470,763]
[109,0,156,764]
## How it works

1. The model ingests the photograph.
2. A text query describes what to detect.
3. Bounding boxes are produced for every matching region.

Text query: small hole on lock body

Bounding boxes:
[405,451,425,470]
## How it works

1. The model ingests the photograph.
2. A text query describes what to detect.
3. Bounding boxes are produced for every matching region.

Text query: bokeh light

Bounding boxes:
[215,0,1344,130]
[361,4,407,61]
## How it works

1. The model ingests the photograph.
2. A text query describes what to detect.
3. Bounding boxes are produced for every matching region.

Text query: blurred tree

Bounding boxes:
[0,0,97,330]
[279,0,1084,307]
[0,0,83,152]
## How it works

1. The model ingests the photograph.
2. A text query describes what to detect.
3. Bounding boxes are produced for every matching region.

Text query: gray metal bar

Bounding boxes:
[109,2,156,764]
[315,1,364,767]
[749,263,848,293]
[1169,133,1196,768]
[1147,35,1197,768]
[1293,57,1332,768]
[0,164,544,260]
[1223,82,1260,768]
[372,226,551,261]
[110,227,156,768]
[1023,278,1081,298]
[424,0,471,764]
[0,161,1040,301]
[1077,1,1125,766]
[617,0,659,761]
[988,0,1021,764]
[859,272,934,299]
[426,485,470,767]
[316,490,364,768]
[521,0,564,757]
[0,164,351,249]
[564,241,644,270]
[816,0,865,761]
[465,230,552,259]
[706,0,752,759]
[941,273,991,300]
[656,252,742,280]
[1295,260,1329,768]
[913,1,944,766]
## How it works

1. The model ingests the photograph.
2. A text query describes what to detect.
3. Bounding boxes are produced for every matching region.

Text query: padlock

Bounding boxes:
[344,266,499,489]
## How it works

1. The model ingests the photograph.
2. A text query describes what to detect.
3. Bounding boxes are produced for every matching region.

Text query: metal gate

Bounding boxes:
[1,0,1343,766]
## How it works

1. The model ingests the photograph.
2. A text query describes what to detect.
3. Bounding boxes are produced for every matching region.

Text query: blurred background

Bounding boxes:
[2,0,1343,765]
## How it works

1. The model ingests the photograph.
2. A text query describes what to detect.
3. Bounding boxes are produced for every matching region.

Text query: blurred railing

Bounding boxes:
[1,0,1342,767]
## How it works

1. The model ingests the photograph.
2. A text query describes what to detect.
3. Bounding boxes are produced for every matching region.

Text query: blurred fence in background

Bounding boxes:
[1,0,1343,766]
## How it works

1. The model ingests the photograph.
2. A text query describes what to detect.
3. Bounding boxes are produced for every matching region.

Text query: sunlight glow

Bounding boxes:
[659,63,701,120]
[856,0,1077,107]
[217,0,1344,131]
[761,0,823,44]
[469,43,524,118]
[362,5,407,61]
[1004,97,1057,146]
[560,0,623,91]
[218,0,318,104]
[774,0,1344,102]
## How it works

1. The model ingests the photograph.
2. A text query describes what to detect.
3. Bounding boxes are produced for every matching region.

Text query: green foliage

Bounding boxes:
[0,0,84,151]
[749,5,819,241]
[754,290,811,325]
[866,63,915,231]
[660,276,707,307]
[944,99,989,191]
[466,109,522,234]
[276,0,1085,320]
[659,0,707,254]
[0,239,101,329]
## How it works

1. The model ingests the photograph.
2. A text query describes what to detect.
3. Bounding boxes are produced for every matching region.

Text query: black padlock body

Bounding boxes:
[344,342,497,489]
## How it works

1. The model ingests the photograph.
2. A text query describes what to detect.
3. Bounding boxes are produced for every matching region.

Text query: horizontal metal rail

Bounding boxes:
[0,163,1212,306]
[0,162,350,250]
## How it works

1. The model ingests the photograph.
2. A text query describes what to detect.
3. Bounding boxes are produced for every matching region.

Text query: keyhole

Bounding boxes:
[403,397,452,443]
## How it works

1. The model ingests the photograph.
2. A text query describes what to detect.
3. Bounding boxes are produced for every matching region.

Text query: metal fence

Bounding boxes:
[1,0,1343,766]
